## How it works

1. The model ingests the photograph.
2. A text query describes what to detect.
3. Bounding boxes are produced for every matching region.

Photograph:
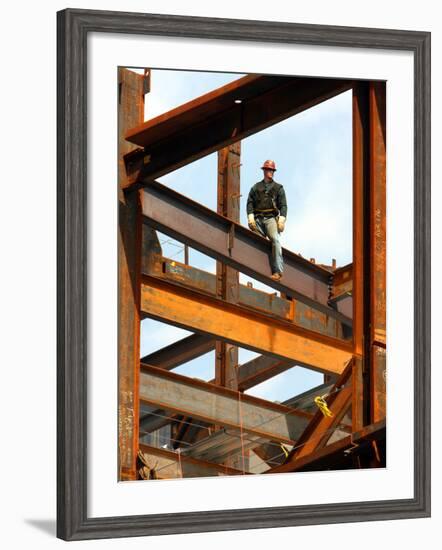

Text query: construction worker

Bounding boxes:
[247,160,287,281]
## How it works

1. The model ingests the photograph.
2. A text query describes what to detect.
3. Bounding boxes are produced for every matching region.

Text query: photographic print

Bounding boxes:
[57,8,430,540]
[118,67,386,481]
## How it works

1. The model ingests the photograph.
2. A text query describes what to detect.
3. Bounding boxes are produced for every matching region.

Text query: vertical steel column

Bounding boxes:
[352,81,387,431]
[352,82,370,432]
[215,142,241,391]
[118,68,145,480]
[369,82,387,423]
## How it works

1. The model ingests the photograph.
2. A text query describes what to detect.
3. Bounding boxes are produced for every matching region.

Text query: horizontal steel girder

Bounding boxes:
[140,333,215,369]
[235,355,295,391]
[265,420,386,473]
[180,430,267,465]
[139,363,311,444]
[150,257,349,340]
[139,355,296,435]
[138,443,246,478]
[158,257,292,321]
[141,181,351,326]
[124,75,352,184]
[140,275,352,375]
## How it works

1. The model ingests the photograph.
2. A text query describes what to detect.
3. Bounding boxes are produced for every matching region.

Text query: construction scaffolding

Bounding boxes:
[117,68,386,481]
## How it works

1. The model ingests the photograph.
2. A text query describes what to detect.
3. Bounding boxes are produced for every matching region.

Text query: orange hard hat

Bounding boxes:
[261,159,277,171]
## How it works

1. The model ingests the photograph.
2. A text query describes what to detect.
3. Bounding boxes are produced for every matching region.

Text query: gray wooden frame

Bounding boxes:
[57,8,431,541]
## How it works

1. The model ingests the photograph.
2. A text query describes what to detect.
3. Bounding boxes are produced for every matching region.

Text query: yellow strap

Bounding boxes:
[314,396,334,417]
[279,443,289,458]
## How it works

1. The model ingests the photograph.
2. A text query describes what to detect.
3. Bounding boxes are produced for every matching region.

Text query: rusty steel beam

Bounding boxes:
[139,363,312,444]
[152,257,292,320]
[124,75,353,185]
[352,81,387,429]
[216,142,241,391]
[281,360,353,464]
[140,333,215,370]
[250,382,335,468]
[294,300,347,339]
[126,75,282,148]
[369,81,387,423]
[292,387,352,459]
[141,180,351,325]
[140,275,352,376]
[139,355,295,435]
[369,82,386,348]
[352,82,370,432]
[182,430,267,466]
[139,357,324,437]
[236,356,296,391]
[266,420,386,473]
[371,345,386,423]
[140,224,162,276]
[332,263,353,297]
[139,333,215,439]
[140,355,295,435]
[118,68,145,480]
[138,443,246,478]
[155,257,349,338]
[119,68,145,186]
[329,263,353,322]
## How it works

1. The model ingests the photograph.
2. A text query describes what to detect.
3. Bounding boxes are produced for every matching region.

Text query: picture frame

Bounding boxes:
[57,8,431,541]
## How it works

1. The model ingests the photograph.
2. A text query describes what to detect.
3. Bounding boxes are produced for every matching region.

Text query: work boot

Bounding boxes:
[271,272,282,281]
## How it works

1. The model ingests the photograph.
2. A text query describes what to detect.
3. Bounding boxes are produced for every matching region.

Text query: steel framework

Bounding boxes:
[118,67,386,481]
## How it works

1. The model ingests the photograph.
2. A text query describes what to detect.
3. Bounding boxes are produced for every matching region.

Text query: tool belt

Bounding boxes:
[254,208,278,218]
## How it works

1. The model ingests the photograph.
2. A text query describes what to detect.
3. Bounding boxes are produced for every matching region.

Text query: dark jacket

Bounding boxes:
[246,179,287,217]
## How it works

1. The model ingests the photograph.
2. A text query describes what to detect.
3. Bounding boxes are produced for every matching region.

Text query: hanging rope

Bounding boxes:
[314,395,334,417]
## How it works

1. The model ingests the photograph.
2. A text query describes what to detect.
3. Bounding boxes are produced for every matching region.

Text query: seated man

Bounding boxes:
[246,160,287,281]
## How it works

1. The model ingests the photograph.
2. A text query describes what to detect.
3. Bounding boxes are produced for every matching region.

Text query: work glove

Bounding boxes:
[277,216,286,233]
[248,213,256,231]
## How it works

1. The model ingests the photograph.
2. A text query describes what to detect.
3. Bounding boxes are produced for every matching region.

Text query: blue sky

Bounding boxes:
[135,68,352,401]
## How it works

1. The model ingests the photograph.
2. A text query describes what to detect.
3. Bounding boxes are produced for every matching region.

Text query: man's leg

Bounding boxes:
[264,217,284,275]
[252,216,267,238]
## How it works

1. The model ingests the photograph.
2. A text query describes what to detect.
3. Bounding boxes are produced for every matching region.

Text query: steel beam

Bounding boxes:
[352,81,387,429]
[118,68,145,480]
[140,333,215,369]
[352,82,370,431]
[139,366,335,445]
[371,345,386,423]
[119,68,145,186]
[181,430,267,466]
[216,143,241,391]
[329,263,353,321]
[139,363,312,444]
[140,275,352,375]
[138,443,246,478]
[281,360,353,464]
[265,420,386,473]
[369,81,387,423]
[236,355,296,391]
[139,354,295,435]
[293,387,352,460]
[141,180,351,325]
[250,382,335,468]
[139,355,295,436]
[332,264,352,298]
[124,75,352,185]
[153,257,292,320]
[294,300,346,339]
[152,257,349,340]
